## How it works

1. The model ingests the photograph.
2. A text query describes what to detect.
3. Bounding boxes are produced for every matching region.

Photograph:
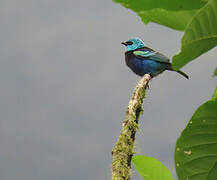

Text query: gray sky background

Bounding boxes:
[1,0,216,180]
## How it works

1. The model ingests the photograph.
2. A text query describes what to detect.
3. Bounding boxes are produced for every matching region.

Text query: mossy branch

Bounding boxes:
[111,74,151,180]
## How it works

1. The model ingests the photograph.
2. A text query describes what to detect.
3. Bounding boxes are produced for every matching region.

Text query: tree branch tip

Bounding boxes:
[111,73,151,180]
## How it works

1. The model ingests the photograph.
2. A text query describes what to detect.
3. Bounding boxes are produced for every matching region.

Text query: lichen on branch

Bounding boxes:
[111,74,151,180]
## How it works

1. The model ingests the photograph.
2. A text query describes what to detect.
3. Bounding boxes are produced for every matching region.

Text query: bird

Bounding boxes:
[121,38,189,79]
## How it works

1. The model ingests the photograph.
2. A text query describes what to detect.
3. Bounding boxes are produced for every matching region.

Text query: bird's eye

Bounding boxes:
[126,41,133,45]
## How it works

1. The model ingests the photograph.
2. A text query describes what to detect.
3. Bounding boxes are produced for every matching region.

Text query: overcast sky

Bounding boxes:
[1,0,216,180]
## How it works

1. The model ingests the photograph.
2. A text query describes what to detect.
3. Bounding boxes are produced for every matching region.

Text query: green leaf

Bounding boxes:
[172,0,217,70]
[138,9,196,31]
[113,0,206,31]
[113,0,206,11]
[175,87,217,180]
[132,155,173,180]
[212,86,217,100]
[213,67,217,77]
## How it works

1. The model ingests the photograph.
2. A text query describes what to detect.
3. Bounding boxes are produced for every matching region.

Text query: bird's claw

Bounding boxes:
[145,73,152,89]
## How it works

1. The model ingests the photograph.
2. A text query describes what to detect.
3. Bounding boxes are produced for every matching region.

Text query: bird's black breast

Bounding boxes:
[125,51,134,67]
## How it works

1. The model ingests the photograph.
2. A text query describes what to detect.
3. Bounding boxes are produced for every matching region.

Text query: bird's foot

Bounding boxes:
[145,74,152,89]
[145,83,150,89]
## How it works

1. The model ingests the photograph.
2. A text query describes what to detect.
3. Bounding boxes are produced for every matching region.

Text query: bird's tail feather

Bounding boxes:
[167,65,189,79]
[176,70,189,79]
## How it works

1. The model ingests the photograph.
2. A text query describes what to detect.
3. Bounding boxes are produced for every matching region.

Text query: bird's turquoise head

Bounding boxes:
[121,38,146,52]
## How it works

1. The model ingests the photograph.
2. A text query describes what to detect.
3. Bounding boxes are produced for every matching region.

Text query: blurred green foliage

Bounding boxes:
[175,87,217,180]
[172,0,217,69]
[132,155,173,180]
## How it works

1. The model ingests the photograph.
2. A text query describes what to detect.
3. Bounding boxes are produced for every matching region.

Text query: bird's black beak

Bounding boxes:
[121,41,127,46]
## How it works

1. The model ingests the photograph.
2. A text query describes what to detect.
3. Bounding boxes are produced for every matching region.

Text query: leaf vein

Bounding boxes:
[182,154,217,167]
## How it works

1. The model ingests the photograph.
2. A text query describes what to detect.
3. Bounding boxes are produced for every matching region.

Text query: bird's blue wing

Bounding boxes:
[133,49,170,64]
